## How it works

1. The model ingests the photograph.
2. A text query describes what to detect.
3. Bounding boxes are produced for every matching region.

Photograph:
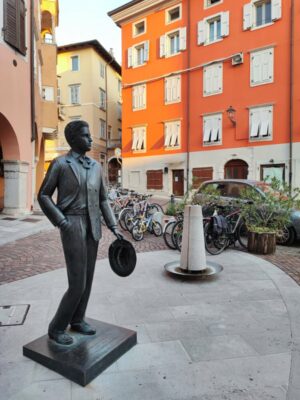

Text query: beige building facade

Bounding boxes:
[48,40,122,183]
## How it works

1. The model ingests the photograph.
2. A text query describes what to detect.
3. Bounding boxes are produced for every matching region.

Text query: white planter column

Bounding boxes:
[2,160,30,215]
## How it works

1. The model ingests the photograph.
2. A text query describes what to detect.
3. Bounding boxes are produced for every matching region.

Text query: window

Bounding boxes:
[118,79,122,96]
[69,115,81,121]
[250,48,274,86]
[69,84,80,104]
[108,125,112,141]
[203,113,222,145]
[147,170,163,190]
[197,12,229,45]
[42,86,54,101]
[205,0,222,8]
[127,41,149,68]
[260,164,285,184]
[164,121,180,149]
[44,33,53,44]
[57,87,61,104]
[100,89,106,110]
[192,167,213,189]
[132,84,146,110]
[249,105,273,140]
[243,0,282,30]
[166,4,182,24]
[165,75,181,104]
[100,62,105,78]
[129,171,141,187]
[118,128,122,139]
[132,127,146,151]
[3,0,26,55]
[71,56,79,71]
[100,119,106,139]
[100,153,106,168]
[133,19,146,36]
[117,102,122,120]
[203,63,223,96]
[160,28,186,57]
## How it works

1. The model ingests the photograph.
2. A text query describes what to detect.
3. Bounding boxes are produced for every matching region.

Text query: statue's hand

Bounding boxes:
[111,227,124,241]
[58,218,72,232]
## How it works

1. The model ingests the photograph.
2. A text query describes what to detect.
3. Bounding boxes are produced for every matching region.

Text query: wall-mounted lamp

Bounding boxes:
[269,159,274,163]
[226,106,236,126]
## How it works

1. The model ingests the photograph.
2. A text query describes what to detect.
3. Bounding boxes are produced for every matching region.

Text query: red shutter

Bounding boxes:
[3,0,26,56]
[147,170,163,190]
[192,167,213,189]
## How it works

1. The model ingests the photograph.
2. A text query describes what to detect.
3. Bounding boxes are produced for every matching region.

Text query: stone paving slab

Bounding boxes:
[0,250,300,399]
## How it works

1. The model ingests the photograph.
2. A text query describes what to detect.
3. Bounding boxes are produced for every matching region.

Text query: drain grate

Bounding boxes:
[21,218,41,223]
[1,217,17,221]
[0,304,30,326]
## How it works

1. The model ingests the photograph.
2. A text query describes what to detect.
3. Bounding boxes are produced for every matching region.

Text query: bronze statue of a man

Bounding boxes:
[38,120,122,345]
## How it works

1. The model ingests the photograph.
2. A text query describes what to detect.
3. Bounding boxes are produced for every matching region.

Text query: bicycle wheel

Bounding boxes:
[131,223,144,241]
[171,220,183,251]
[125,212,136,232]
[163,221,177,249]
[112,203,122,220]
[119,208,131,231]
[237,221,249,249]
[152,221,162,237]
[148,203,163,215]
[204,222,229,255]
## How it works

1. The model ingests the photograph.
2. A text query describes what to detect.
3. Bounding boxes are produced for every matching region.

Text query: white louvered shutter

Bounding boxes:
[128,47,133,68]
[212,64,222,93]
[132,130,138,150]
[132,86,137,109]
[204,66,212,95]
[221,11,229,37]
[243,3,252,30]
[144,41,149,62]
[142,84,146,108]
[164,124,171,146]
[197,20,205,45]
[165,78,171,102]
[160,35,166,58]
[210,116,218,142]
[169,123,176,146]
[175,76,181,101]
[251,52,262,85]
[203,118,212,143]
[179,27,187,50]
[250,110,260,138]
[261,50,272,82]
[272,0,282,21]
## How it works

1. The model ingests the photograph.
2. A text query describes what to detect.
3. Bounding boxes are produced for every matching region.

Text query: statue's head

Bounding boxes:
[64,120,92,153]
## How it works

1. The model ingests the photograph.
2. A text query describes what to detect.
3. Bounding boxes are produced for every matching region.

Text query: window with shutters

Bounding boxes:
[132,84,146,110]
[249,105,273,141]
[165,75,181,104]
[127,41,149,68]
[164,121,181,149]
[203,113,222,145]
[42,86,54,101]
[133,19,146,37]
[132,126,146,152]
[203,63,223,96]
[243,0,281,31]
[71,56,79,71]
[160,28,186,58]
[165,4,182,24]
[147,170,163,190]
[69,84,80,104]
[250,48,274,86]
[100,119,106,139]
[192,167,213,189]
[205,0,223,8]
[197,12,229,46]
[100,88,106,110]
[3,0,27,56]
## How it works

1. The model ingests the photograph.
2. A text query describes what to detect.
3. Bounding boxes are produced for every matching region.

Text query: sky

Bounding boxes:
[56,0,127,65]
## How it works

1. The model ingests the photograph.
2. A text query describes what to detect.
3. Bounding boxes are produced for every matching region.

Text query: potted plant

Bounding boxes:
[240,178,300,255]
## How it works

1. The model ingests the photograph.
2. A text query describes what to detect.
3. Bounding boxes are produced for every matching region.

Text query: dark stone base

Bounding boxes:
[23,318,137,386]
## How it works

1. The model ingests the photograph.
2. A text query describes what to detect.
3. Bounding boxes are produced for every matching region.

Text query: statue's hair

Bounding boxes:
[64,120,89,146]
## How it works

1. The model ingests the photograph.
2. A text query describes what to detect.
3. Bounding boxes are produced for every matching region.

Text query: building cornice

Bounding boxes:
[108,0,179,26]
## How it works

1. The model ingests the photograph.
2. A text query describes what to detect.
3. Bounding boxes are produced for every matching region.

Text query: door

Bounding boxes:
[172,169,184,196]
[224,159,248,179]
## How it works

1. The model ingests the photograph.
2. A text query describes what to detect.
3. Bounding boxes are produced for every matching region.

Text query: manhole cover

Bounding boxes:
[1,217,17,221]
[21,218,41,223]
[0,304,30,326]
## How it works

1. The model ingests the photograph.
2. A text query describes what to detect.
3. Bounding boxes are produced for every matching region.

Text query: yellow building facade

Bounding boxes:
[47,40,122,183]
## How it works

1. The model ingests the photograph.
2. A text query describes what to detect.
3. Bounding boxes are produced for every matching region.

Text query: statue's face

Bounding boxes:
[71,126,93,152]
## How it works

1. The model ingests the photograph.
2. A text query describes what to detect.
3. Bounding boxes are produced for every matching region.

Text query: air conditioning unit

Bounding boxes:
[232,52,244,66]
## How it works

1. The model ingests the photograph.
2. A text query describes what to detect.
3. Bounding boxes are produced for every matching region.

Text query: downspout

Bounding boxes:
[30,0,35,142]
[289,0,294,189]
[186,0,191,194]
[105,56,114,181]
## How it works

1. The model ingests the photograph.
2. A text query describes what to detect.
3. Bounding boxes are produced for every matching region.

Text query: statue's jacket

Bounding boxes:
[38,151,116,241]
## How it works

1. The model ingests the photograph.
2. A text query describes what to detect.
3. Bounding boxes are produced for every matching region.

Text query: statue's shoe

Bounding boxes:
[71,321,96,335]
[48,330,73,345]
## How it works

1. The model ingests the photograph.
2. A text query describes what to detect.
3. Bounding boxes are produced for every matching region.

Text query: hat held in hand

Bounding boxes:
[108,239,136,277]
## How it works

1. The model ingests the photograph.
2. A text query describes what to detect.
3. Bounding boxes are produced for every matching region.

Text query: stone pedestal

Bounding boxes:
[2,160,30,215]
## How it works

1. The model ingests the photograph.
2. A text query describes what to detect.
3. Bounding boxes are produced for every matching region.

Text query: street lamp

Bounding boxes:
[226,106,236,126]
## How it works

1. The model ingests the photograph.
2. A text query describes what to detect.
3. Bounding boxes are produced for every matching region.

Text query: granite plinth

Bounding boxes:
[23,318,137,386]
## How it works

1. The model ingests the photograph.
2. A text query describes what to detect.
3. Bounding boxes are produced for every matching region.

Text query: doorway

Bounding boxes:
[172,169,184,196]
[224,159,248,179]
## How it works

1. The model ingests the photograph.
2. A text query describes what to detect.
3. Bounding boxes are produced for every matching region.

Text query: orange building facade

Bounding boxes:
[109,0,300,196]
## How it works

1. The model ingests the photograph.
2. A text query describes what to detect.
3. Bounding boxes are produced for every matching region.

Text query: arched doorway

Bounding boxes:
[108,157,122,186]
[224,159,248,179]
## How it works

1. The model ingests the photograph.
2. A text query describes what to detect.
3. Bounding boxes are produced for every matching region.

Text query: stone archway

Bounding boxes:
[108,157,122,185]
[0,113,29,214]
[224,159,249,179]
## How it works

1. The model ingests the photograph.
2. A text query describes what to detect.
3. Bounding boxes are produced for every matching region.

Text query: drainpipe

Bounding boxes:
[105,55,115,181]
[186,0,191,194]
[30,0,35,143]
[289,0,295,190]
